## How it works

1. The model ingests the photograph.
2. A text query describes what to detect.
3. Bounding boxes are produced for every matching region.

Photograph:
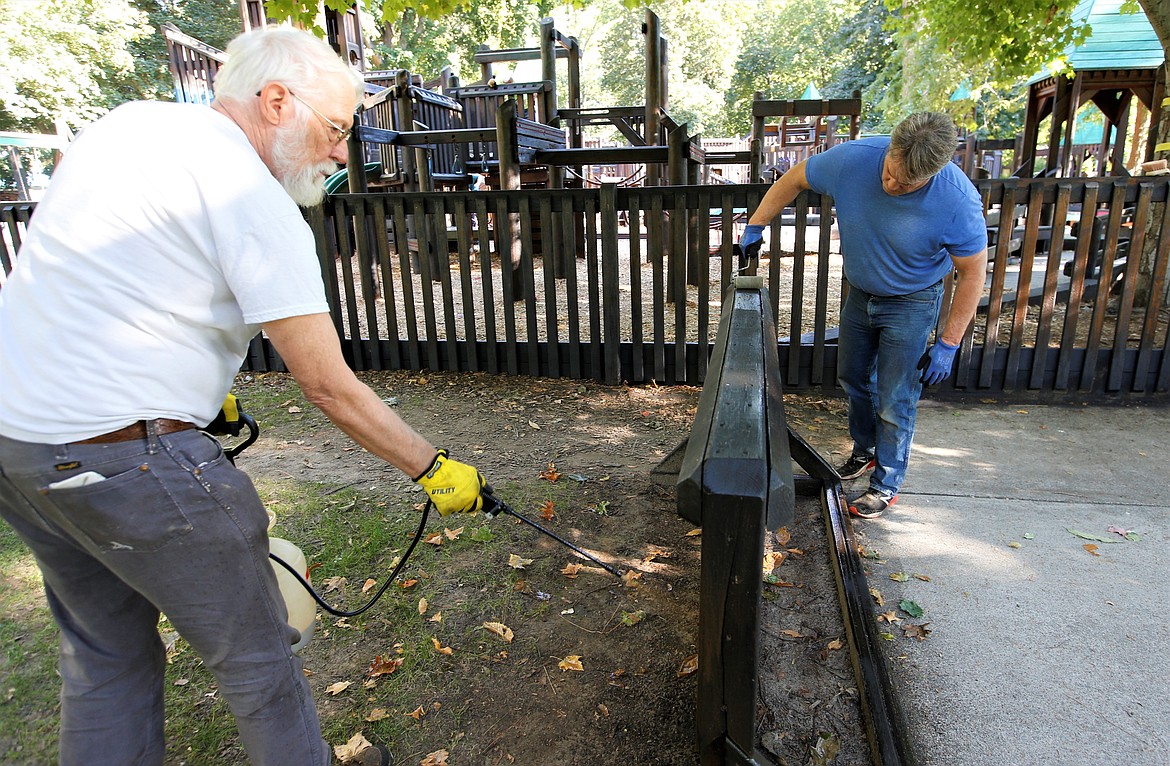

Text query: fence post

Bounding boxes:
[600,183,622,384]
[539,17,558,124]
[677,278,795,764]
[496,98,525,299]
[644,9,662,187]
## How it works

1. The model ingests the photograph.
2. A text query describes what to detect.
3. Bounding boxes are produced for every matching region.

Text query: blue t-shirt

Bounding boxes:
[804,136,986,296]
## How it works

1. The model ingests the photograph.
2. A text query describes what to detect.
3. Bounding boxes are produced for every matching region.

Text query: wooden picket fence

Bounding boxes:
[2,177,1168,397]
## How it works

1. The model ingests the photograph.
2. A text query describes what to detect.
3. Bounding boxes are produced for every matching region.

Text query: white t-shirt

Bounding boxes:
[0,101,330,443]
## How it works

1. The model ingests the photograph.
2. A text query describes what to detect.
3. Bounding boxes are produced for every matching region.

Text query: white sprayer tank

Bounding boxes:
[268,536,317,653]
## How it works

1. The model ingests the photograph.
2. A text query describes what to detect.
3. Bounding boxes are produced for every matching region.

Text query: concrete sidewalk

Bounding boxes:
[852,402,1170,766]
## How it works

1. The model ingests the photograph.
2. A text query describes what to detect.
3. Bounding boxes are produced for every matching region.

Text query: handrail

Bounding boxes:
[160,22,227,63]
[677,277,795,764]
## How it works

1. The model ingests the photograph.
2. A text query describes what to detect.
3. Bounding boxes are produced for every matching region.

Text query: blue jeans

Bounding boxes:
[0,425,329,766]
[837,281,943,497]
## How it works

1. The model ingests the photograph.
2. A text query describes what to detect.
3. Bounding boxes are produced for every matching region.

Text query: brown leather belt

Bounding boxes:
[75,419,198,445]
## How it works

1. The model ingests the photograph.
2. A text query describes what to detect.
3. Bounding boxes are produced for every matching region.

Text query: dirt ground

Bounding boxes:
[211,369,865,766]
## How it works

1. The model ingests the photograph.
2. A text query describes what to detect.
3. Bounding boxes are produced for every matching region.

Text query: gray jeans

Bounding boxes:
[0,425,329,766]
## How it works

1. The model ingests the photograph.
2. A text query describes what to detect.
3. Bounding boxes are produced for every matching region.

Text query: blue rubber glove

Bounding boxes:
[917,339,960,385]
[738,224,765,259]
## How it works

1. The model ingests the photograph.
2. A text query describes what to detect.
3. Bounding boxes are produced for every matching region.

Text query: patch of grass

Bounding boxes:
[0,526,58,765]
[0,411,611,764]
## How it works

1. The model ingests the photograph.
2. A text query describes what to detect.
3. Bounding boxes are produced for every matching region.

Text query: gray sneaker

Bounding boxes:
[836,452,875,480]
[847,489,897,519]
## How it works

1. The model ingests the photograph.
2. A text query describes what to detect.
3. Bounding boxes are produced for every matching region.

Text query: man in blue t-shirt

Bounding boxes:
[739,113,987,519]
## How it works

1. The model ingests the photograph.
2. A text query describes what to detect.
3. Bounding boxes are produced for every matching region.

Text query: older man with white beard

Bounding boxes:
[0,27,487,766]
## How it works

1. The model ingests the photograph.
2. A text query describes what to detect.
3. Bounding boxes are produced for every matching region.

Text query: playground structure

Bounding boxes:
[7,3,1167,401]
[0,123,71,201]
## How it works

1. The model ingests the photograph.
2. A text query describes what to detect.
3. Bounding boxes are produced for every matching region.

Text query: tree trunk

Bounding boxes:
[1135,1,1169,306]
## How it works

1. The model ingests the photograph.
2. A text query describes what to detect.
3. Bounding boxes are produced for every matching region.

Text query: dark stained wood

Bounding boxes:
[584,195,602,381]
[600,183,622,384]
[1029,184,1072,390]
[677,281,795,764]
[372,197,403,370]
[3,177,1167,395]
[538,195,561,378]
[1134,197,1169,392]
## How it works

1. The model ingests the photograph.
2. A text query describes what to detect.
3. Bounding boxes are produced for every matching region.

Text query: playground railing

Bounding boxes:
[161,22,227,106]
[3,177,1167,397]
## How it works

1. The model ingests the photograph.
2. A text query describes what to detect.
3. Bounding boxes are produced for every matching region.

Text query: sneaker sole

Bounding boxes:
[848,494,897,519]
[838,460,875,481]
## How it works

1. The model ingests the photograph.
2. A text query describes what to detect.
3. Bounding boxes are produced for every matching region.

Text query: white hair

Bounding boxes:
[212,27,363,107]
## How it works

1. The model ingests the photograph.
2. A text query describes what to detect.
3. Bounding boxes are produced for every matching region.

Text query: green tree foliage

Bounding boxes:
[821,0,895,132]
[0,0,152,132]
[885,0,1091,85]
[727,0,859,135]
[367,0,539,79]
[126,1,242,103]
[589,0,747,137]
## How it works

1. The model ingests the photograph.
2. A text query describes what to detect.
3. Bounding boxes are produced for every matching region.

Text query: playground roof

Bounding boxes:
[1030,0,1163,83]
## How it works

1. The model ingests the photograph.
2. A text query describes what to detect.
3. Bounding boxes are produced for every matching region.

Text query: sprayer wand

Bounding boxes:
[481,489,622,577]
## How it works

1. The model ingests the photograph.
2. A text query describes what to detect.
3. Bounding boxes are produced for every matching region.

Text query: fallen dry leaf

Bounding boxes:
[365,708,389,722]
[559,655,584,672]
[827,638,843,651]
[367,655,402,678]
[780,629,805,639]
[539,462,561,481]
[775,527,792,546]
[483,621,514,643]
[508,554,534,569]
[677,654,699,678]
[1084,543,1100,556]
[869,587,884,607]
[914,574,932,582]
[444,527,463,540]
[762,551,786,574]
[561,562,583,578]
[333,732,371,762]
[685,528,702,537]
[539,500,556,520]
[423,532,444,546]
[400,579,418,589]
[405,705,426,720]
[321,575,347,593]
[418,598,428,615]
[420,749,449,766]
[325,681,352,696]
[361,578,376,594]
[903,623,933,641]
[431,637,453,655]
[429,612,442,623]
[621,570,642,587]
[877,610,902,625]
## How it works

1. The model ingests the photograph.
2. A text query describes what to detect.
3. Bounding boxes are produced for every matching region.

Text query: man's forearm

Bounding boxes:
[940,251,988,346]
[747,161,809,226]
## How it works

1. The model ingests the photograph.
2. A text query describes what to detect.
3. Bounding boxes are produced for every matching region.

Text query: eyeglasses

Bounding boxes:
[288,90,351,144]
[257,87,352,144]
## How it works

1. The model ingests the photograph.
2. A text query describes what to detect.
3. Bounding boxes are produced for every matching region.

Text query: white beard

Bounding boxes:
[271,119,336,207]
[279,159,336,207]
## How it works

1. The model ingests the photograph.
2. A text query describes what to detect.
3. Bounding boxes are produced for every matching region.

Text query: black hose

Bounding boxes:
[268,501,432,617]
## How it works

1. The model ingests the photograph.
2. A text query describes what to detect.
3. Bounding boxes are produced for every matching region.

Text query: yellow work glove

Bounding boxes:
[413,449,486,516]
